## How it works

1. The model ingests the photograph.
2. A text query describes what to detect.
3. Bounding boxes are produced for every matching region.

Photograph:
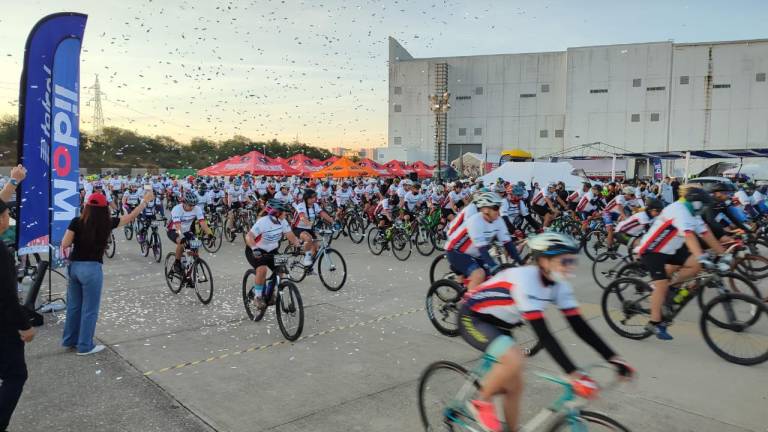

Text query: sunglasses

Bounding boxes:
[559,257,578,266]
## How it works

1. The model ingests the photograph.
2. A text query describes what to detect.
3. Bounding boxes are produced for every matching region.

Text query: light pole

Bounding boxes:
[429,92,450,183]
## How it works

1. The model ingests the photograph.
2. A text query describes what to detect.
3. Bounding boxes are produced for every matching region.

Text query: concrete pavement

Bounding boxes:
[10,230,768,431]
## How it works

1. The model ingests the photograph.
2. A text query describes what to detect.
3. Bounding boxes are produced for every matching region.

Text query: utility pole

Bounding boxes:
[86,74,106,136]
[430,63,450,182]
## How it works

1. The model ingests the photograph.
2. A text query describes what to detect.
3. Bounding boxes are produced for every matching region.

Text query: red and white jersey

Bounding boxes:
[567,190,583,203]
[636,201,708,256]
[603,195,628,215]
[616,211,652,237]
[531,190,553,207]
[446,203,478,237]
[463,266,579,325]
[445,212,511,257]
[733,190,750,209]
[249,215,291,252]
[576,191,596,212]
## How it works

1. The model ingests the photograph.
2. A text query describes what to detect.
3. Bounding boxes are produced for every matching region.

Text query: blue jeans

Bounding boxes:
[62,261,104,353]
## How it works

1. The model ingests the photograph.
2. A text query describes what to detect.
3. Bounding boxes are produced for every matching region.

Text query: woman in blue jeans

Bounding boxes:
[60,189,153,355]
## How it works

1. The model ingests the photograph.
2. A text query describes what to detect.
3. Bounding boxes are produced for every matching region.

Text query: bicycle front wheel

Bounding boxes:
[418,361,478,432]
[192,258,214,305]
[547,410,630,431]
[164,253,182,294]
[429,253,455,285]
[700,293,768,365]
[591,251,623,290]
[392,231,412,261]
[242,270,267,322]
[124,223,133,240]
[582,229,606,261]
[347,216,365,244]
[105,232,116,259]
[151,232,162,263]
[318,249,347,291]
[367,227,385,255]
[203,225,223,253]
[601,278,654,340]
[276,281,304,341]
[426,279,464,337]
[415,226,436,256]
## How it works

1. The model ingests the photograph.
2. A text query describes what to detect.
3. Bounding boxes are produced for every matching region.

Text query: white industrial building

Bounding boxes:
[384,37,768,176]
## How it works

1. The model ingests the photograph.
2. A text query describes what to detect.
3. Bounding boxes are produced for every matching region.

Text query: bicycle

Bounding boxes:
[136,218,163,263]
[242,254,304,341]
[602,259,768,365]
[419,352,629,432]
[284,228,348,291]
[224,207,251,243]
[202,205,225,253]
[368,219,412,261]
[163,236,214,304]
[104,230,116,259]
[123,213,138,240]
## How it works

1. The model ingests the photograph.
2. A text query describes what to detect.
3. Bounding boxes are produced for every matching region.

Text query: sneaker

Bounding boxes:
[302,255,313,267]
[172,260,182,274]
[466,400,502,432]
[77,344,106,356]
[645,322,674,340]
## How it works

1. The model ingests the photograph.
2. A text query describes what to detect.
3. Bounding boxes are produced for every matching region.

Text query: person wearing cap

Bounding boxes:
[59,188,155,355]
[0,165,30,432]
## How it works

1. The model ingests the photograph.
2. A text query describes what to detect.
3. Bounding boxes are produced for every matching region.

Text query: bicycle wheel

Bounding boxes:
[241,269,266,322]
[615,261,648,279]
[139,234,149,257]
[105,232,116,259]
[430,253,455,285]
[203,225,224,253]
[418,361,478,432]
[601,278,654,340]
[318,248,347,291]
[732,254,768,281]
[347,216,365,244]
[151,232,163,263]
[700,293,768,365]
[276,281,304,341]
[591,251,623,290]
[547,410,630,431]
[415,225,436,256]
[582,229,606,261]
[698,272,762,313]
[367,227,385,255]
[124,222,133,240]
[224,218,237,243]
[426,280,464,337]
[164,253,182,294]
[392,230,412,261]
[192,258,214,305]
[432,227,448,252]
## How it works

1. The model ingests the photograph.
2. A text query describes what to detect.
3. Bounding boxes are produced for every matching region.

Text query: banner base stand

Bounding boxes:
[39,300,66,313]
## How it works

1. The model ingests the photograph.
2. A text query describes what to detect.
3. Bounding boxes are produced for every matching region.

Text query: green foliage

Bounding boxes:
[0,117,332,169]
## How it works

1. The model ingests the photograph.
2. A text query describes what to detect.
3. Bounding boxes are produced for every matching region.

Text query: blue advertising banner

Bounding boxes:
[651,157,663,181]
[16,13,87,255]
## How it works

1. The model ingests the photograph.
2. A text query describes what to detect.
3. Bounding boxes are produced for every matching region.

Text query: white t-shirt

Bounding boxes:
[335,188,354,206]
[249,216,290,252]
[168,204,204,233]
[293,201,323,229]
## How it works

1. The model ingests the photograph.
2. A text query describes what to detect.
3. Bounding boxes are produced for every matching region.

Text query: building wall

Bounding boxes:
[388,38,768,165]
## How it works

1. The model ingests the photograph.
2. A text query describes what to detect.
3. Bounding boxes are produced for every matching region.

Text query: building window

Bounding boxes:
[456,96,472,100]
[475,86,484,95]
[541,84,550,93]
[520,93,536,98]
[680,76,689,85]
[474,128,482,136]
[757,73,766,82]
[590,89,608,94]
[393,104,402,113]
[650,113,660,122]
[633,78,642,88]
[540,129,548,138]
[631,114,640,122]
[713,84,731,89]
[647,86,666,91]
[394,86,402,95]
[458,128,467,136]
[554,129,564,138]
[393,137,402,146]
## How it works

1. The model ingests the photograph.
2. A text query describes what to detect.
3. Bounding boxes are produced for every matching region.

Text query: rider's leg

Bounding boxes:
[481,349,524,429]
[668,254,701,286]
[301,231,314,266]
[467,267,486,291]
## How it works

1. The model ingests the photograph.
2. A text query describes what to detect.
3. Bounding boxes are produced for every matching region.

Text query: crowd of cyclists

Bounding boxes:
[73,169,768,432]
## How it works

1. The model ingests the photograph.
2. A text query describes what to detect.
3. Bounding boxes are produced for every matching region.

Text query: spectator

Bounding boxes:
[60,189,154,355]
[671,176,681,201]
[0,166,33,432]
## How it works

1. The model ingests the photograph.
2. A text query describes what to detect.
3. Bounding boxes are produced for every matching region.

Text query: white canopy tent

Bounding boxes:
[479,161,586,190]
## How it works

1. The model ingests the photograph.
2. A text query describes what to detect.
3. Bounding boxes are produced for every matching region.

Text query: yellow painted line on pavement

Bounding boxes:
[143,307,425,377]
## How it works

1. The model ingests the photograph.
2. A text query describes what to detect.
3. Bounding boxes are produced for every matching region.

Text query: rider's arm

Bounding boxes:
[118,194,152,227]
[562,308,617,362]
[700,230,724,255]
[524,312,579,374]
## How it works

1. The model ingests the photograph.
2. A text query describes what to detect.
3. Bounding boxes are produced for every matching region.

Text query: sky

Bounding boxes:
[2,0,768,149]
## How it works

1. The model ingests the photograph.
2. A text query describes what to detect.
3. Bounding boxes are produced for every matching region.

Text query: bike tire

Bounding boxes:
[426,279,464,337]
[417,360,477,432]
[140,235,150,257]
[164,253,182,294]
[615,261,649,279]
[105,232,116,259]
[700,293,768,366]
[591,251,622,290]
[601,278,654,340]
[152,232,162,263]
[429,253,455,285]
[582,229,606,262]
[392,230,412,261]
[367,227,385,256]
[241,269,266,322]
[318,248,347,291]
[546,410,630,432]
[192,258,214,305]
[415,225,436,256]
[347,217,365,244]
[124,223,133,240]
[276,281,304,341]
[697,272,762,314]
[224,219,237,243]
[203,225,224,253]
[431,227,447,252]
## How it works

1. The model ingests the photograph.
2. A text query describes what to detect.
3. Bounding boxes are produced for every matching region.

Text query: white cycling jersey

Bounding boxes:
[293,201,323,229]
[636,201,708,255]
[249,216,290,252]
[403,191,423,211]
[616,211,652,237]
[335,188,354,206]
[445,212,511,257]
[168,204,204,233]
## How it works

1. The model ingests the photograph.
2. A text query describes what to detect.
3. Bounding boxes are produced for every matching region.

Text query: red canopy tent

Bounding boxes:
[204,151,300,176]
[383,159,413,177]
[357,158,390,176]
[285,153,323,175]
[198,154,240,176]
[408,161,434,179]
[320,156,340,167]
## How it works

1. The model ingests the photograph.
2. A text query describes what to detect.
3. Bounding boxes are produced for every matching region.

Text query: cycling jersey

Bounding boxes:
[273,191,292,204]
[615,211,652,237]
[576,191,596,212]
[168,204,204,233]
[403,191,423,211]
[445,191,462,209]
[227,186,246,203]
[317,187,332,201]
[733,190,750,209]
[531,191,553,207]
[123,190,142,206]
[504,199,529,219]
[636,201,708,256]
[464,266,578,325]
[447,203,478,236]
[293,201,323,229]
[352,186,365,203]
[255,181,269,196]
[603,195,628,215]
[335,188,354,206]
[249,216,290,253]
[445,212,511,257]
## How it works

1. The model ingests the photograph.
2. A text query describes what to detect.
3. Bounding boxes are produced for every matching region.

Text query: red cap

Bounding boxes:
[86,193,108,207]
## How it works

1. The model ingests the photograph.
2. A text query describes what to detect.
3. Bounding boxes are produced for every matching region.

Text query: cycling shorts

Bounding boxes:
[446,250,482,277]
[293,227,316,239]
[531,204,550,217]
[245,247,276,270]
[167,229,194,244]
[602,212,620,226]
[640,246,691,281]
[229,202,243,210]
[441,207,455,219]
[458,303,515,352]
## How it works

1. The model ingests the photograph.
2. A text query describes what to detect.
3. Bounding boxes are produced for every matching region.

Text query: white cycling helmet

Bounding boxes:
[473,191,503,208]
[622,186,636,195]
[528,232,580,257]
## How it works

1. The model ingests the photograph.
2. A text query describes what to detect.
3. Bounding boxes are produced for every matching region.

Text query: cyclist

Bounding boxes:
[613,198,664,248]
[604,186,640,250]
[445,192,522,292]
[636,187,724,340]
[167,191,215,275]
[530,183,560,228]
[460,232,635,432]
[274,183,293,205]
[335,181,354,221]
[293,189,335,267]
[121,182,142,216]
[245,199,302,309]
[226,178,246,234]
[401,182,424,223]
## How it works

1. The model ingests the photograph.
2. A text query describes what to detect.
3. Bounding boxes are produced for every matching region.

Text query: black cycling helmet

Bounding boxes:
[710,182,736,193]
[683,187,713,214]
[303,189,317,200]
[644,198,664,213]
[267,198,289,212]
